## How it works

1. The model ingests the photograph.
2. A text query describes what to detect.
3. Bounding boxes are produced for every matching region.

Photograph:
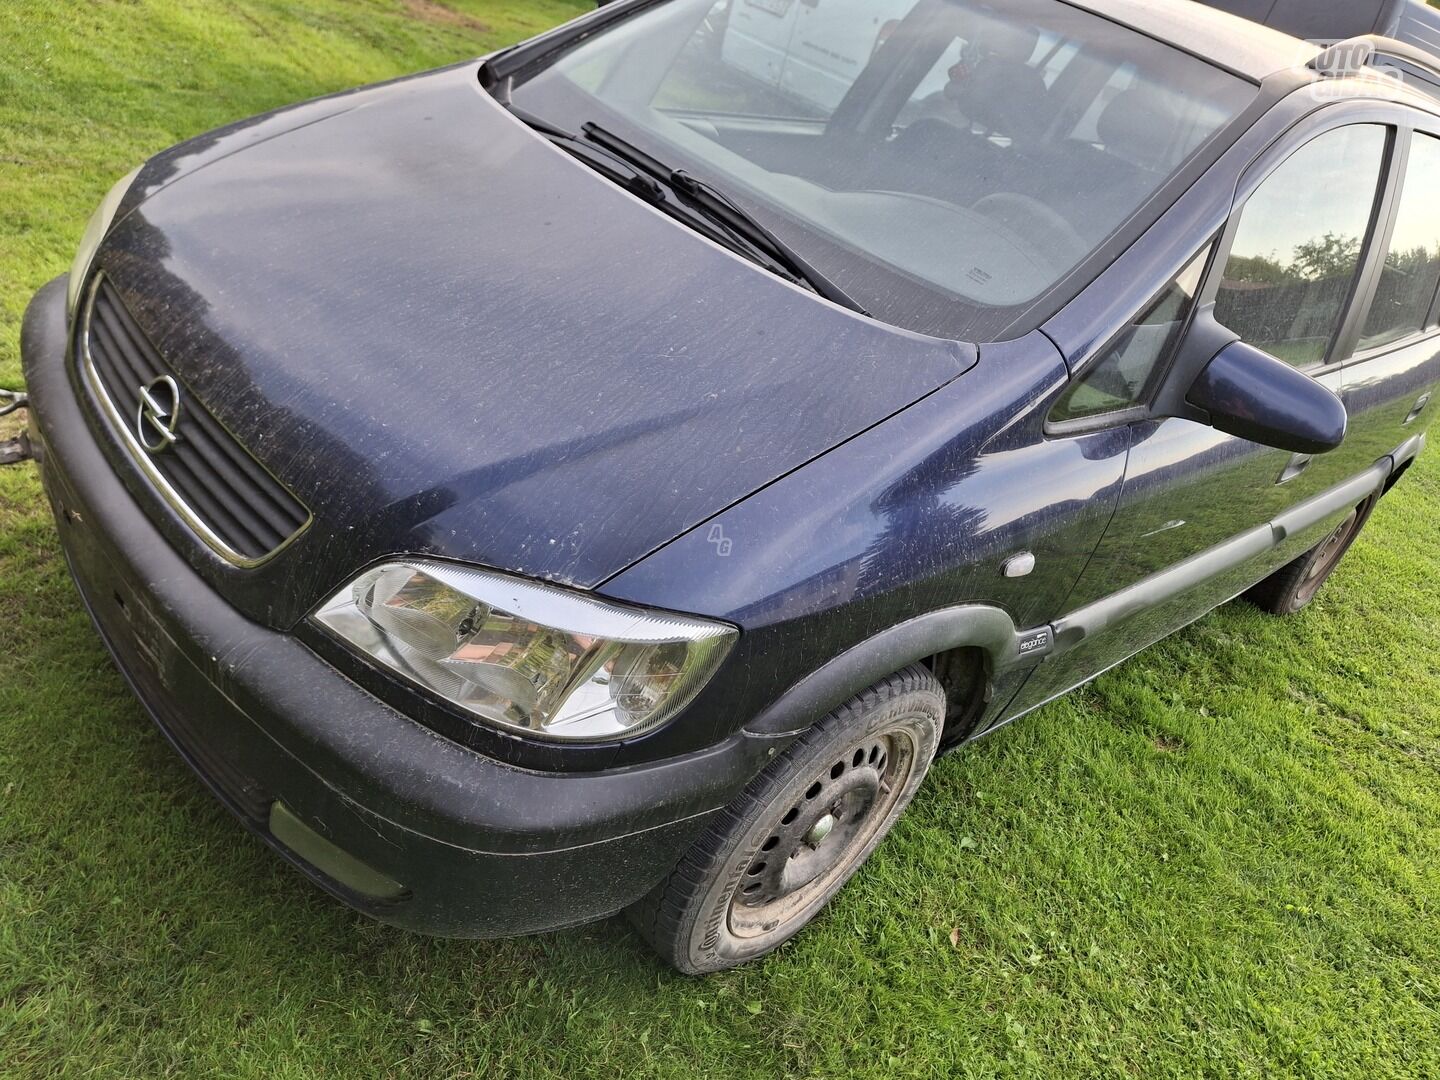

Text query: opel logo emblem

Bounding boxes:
[136,376,181,454]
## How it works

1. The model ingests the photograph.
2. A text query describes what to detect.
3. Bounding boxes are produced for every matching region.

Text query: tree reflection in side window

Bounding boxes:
[1215,125,1386,368]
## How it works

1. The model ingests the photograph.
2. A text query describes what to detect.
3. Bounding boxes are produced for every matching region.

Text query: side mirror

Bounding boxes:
[1187,341,1347,455]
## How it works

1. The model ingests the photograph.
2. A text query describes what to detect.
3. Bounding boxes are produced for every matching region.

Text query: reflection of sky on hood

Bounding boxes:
[106,65,967,585]
[136,85,904,471]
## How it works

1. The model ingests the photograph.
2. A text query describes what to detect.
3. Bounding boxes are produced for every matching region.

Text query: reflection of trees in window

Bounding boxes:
[1362,238,1440,349]
[1223,230,1440,357]
[1224,232,1360,286]
[1292,233,1361,281]
[1217,231,1364,367]
[1223,252,1291,285]
[1362,132,1440,349]
[1386,244,1440,272]
[1214,125,1385,366]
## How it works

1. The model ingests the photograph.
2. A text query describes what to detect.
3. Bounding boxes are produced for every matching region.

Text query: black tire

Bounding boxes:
[628,665,943,974]
[1243,493,1378,615]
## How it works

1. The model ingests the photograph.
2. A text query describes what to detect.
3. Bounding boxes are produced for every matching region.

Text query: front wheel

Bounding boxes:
[628,666,943,974]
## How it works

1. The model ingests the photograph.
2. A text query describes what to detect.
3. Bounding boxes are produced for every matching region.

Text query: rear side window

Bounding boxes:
[1214,125,1387,368]
[1051,247,1208,423]
[1359,132,1440,351]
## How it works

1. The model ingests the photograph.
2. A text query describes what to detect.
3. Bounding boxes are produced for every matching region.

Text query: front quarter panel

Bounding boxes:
[603,331,1129,750]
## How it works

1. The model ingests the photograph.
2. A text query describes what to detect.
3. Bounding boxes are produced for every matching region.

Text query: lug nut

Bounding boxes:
[805,813,836,847]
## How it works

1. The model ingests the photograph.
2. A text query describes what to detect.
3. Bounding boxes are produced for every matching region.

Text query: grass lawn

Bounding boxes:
[3,2,1439,1076]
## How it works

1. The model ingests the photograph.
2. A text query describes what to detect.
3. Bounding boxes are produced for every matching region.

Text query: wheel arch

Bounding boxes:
[742,604,1024,744]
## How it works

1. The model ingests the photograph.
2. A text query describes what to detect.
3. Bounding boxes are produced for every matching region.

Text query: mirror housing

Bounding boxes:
[1186,341,1347,455]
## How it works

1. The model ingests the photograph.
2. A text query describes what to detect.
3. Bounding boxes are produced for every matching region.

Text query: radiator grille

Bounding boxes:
[80,275,310,564]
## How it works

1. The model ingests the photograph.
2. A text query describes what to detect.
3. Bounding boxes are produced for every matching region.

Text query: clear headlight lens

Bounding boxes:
[312,561,737,742]
[66,166,142,320]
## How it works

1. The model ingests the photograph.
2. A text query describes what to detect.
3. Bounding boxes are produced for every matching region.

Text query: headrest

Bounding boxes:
[961,56,1050,142]
[974,19,1041,65]
[1096,89,1172,170]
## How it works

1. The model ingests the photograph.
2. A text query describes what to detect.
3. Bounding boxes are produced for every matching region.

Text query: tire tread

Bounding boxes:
[627,664,942,973]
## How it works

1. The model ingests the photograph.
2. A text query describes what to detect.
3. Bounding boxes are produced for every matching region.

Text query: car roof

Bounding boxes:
[1065,0,1322,82]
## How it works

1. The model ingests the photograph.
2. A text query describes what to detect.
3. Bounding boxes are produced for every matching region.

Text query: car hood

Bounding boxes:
[95,63,971,629]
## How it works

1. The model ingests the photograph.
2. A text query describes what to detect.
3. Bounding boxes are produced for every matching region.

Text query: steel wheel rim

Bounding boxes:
[727,729,918,940]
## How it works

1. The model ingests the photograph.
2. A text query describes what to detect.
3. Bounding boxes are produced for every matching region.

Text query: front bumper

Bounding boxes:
[20,275,767,937]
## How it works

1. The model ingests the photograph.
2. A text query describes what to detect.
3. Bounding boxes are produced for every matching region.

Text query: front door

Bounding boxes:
[1006,119,1395,716]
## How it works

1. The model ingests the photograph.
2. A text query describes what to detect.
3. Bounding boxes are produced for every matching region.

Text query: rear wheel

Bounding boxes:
[1244,493,1377,615]
[628,666,943,974]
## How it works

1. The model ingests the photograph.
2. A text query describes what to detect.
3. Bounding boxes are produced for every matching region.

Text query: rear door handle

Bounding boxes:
[1404,392,1431,426]
[1278,454,1312,484]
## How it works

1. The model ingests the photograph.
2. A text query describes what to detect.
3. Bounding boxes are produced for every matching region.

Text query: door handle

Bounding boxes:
[1277,454,1312,485]
[1404,392,1431,426]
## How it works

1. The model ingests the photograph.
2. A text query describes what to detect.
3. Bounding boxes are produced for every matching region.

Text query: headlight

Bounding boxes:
[313,561,737,743]
[66,166,142,320]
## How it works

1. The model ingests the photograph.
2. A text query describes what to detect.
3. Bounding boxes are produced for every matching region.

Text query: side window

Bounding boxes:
[1214,125,1387,368]
[1359,131,1440,352]
[1050,247,1208,423]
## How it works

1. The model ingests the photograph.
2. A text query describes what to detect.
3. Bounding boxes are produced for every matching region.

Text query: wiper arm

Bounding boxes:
[505,105,666,203]
[670,169,871,317]
[580,122,870,317]
[504,108,787,267]
[504,107,869,315]
[504,107,786,271]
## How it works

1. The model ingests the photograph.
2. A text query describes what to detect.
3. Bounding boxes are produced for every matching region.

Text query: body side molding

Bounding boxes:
[1390,432,1426,469]
[1051,459,1391,653]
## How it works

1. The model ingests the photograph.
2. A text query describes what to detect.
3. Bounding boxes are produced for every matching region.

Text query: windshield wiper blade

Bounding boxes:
[506,107,869,315]
[504,106,801,272]
[580,122,870,317]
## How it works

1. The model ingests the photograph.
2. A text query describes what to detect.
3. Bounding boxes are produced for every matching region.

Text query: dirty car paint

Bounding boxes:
[91,64,970,630]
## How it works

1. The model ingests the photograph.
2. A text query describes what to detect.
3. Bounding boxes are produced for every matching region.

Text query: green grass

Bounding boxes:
[3,2,1439,1077]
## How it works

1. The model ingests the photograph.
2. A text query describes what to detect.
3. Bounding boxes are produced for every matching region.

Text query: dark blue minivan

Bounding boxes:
[19,0,1440,971]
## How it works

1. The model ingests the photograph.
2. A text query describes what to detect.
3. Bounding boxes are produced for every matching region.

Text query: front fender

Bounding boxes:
[743,603,1034,736]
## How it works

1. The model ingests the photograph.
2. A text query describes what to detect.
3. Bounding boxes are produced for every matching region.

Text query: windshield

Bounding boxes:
[508,0,1256,340]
